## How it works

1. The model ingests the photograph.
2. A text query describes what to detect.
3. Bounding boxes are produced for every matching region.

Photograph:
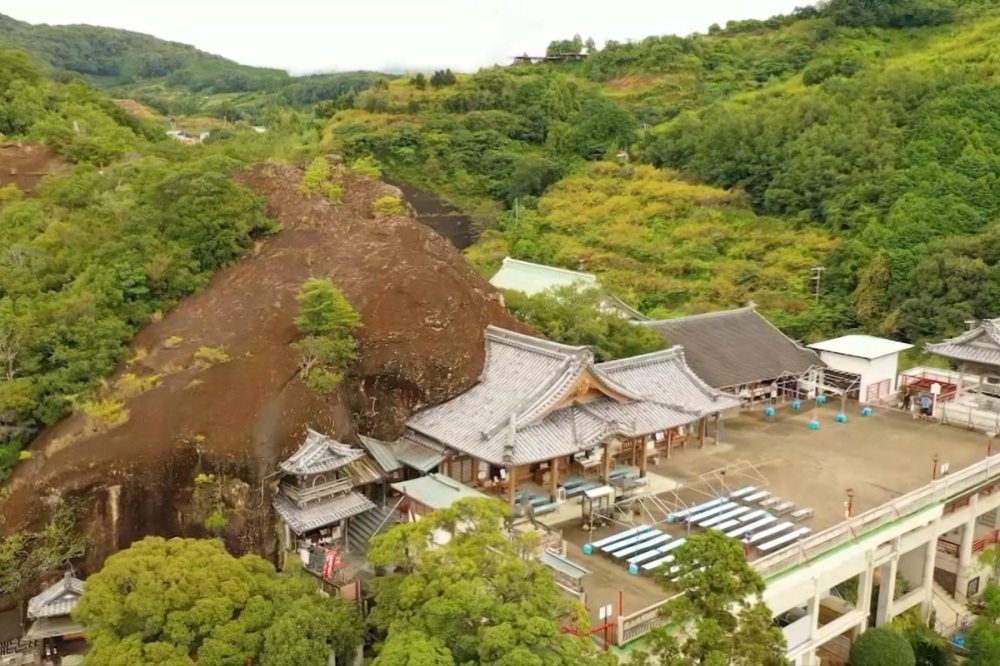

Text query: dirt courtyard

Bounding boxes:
[551,403,991,629]
[655,402,991,530]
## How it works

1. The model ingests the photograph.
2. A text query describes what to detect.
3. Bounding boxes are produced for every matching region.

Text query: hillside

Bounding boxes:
[312,0,1000,345]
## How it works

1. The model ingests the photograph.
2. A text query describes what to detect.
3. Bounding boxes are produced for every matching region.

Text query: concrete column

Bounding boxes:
[808,579,822,640]
[875,558,898,627]
[699,417,706,448]
[956,520,975,602]
[714,413,721,445]
[856,565,874,636]
[921,537,938,621]
[602,441,612,484]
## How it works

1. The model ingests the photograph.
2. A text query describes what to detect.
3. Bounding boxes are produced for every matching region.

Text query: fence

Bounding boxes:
[936,528,999,557]
[616,451,1000,646]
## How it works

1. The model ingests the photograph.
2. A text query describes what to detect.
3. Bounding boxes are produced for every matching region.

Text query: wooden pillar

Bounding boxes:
[507,465,516,506]
[471,456,480,486]
[602,441,612,484]
[446,456,453,478]
[699,417,706,448]
[549,457,560,501]
[714,413,721,445]
[639,438,648,478]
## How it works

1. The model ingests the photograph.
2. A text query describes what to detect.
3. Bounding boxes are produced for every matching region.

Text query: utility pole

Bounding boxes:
[810,266,826,305]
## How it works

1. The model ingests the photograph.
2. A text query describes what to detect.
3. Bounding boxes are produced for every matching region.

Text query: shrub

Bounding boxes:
[194,346,230,367]
[347,155,382,177]
[373,195,405,218]
[82,399,130,433]
[301,156,331,192]
[849,627,915,666]
[325,181,343,204]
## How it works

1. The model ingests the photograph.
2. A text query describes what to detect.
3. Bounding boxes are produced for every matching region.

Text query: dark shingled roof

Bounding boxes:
[641,306,823,389]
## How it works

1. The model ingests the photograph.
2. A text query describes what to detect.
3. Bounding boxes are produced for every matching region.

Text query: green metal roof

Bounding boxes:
[391,473,489,510]
[489,257,596,296]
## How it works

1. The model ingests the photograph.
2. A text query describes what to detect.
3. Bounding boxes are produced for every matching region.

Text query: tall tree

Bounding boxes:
[630,530,789,666]
[73,537,363,666]
[366,497,615,666]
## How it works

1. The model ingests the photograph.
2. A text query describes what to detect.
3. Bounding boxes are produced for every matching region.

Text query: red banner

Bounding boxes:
[323,549,339,579]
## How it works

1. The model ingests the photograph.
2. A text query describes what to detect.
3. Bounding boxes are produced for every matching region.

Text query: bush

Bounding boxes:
[347,155,382,177]
[373,195,405,218]
[301,156,331,192]
[850,627,915,666]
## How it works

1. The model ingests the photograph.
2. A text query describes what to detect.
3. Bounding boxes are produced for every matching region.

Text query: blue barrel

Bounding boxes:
[583,543,593,555]
[629,563,639,576]
[792,400,802,410]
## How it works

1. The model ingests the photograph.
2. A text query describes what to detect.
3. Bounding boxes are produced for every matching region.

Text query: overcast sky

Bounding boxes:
[3,0,808,74]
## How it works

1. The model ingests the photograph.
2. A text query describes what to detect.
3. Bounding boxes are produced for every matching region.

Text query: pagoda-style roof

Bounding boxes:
[642,305,823,388]
[926,319,1000,367]
[27,572,84,620]
[405,327,741,466]
[272,491,376,535]
[279,429,365,476]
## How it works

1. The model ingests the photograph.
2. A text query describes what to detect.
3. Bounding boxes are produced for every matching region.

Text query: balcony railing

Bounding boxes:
[281,477,353,506]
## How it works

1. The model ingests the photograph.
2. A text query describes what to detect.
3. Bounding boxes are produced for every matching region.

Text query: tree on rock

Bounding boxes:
[366,497,615,666]
[73,537,363,666]
[631,530,790,666]
[849,626,915,666]
[292,277,361,393]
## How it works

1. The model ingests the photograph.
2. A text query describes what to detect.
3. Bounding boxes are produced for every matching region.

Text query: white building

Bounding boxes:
[808,335,913,404]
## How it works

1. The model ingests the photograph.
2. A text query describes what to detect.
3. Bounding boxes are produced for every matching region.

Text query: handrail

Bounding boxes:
[618,452,1000,647]
[754,452,1000,579]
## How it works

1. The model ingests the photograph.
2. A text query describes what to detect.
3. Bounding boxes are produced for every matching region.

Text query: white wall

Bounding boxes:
[815,352,900,403]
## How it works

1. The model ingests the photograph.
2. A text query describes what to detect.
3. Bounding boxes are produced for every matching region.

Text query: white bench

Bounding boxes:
[629,540,676,565]
[593,525,651,551]
[746,521,794,545]
[688,501,737,524]
[744,490,770,504]
[716,518,742,532]
[672,497,726,521]
[739,509,767,523]
[761,497,781,509]
[614,532,671,559]
[773,501,796,515]
[607,530,664,558]
[641,539,687,570]
[791,508,814,522]
[726,515,776,539]
[758,527,812,553]
[729,486,756,499]
[701,505,751,528]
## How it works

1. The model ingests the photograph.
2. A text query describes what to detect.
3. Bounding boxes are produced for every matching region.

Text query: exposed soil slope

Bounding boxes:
[1,161,527,571]
[0,142,66,195]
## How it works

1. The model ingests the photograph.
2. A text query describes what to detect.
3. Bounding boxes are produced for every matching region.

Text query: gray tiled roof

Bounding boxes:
[344,457,385,486]
[272,491,376,535]
[358,435,402,473]
[405,327,741,466]
[926,319,1000,367]
[279,429,365,476]
[391,473,489,511]
[27,573,84,620]
[387,434,447,473]
[641,306,823,389]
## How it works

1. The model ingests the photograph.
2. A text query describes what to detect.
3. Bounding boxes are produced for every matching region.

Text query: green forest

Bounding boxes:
[4,0,1000,473]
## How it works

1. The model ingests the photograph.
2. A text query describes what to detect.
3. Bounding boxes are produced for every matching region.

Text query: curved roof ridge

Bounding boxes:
[499,256,597,282]
[594,345,686,371]
[485,325,591,360]
[641,305,756,327]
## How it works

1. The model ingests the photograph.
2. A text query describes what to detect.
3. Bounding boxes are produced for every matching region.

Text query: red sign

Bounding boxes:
[323,549,339,579]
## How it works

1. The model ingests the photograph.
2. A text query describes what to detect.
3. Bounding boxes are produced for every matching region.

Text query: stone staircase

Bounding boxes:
[348,503,397,554]
[932,582,969,637]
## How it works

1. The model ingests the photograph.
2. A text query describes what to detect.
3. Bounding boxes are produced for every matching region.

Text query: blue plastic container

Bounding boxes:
[835,413,847,423]
[809,419,820,430]
[792,400,802,411]
[816,395,827,405]
[583,543,593,555]
[764,406,775,418]
[629,563,639,576]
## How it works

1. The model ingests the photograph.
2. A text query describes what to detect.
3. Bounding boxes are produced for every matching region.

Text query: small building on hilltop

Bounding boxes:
[272,429,377,560]
[641,305,823,400]
[489,257,647,321]
[398,326,741,504]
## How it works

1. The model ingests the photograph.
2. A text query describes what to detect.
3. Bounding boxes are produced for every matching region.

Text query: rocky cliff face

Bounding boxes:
[0,161,529,589]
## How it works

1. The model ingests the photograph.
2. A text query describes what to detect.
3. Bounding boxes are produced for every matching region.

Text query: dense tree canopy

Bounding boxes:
[73,537,364,666]
[631,530,789,666]
[366,497,615,666]
[849,627,916,666]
